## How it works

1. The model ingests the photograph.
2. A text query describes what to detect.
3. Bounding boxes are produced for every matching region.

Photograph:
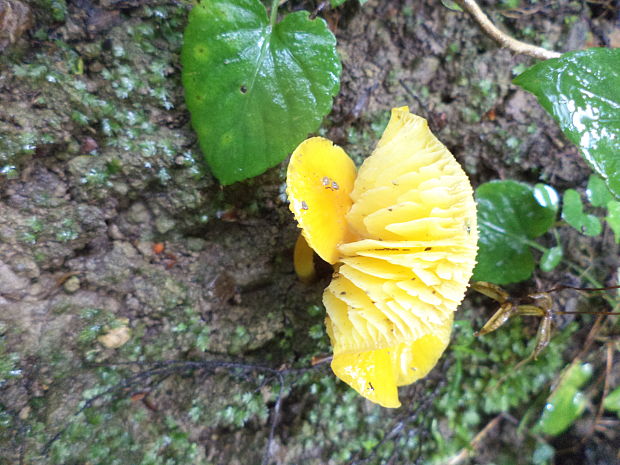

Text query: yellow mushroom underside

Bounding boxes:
[288,107,478,408]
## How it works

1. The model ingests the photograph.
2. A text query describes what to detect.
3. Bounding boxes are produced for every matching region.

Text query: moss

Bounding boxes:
[4,3,215,220]
[0,329,22,389]
[77,308,118,347]
[345,110,390,166]
[426,315,576,462]
[5,296,578,465]
[31,0,68,23]
[170,307,212,353]
[40,375,209,465]
[212,390,269,428]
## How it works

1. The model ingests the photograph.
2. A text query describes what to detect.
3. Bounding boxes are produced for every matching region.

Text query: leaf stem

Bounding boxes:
[522,238,546,253]
[452,0,561,60]
[529,240,618,308]
[269,0,279,27]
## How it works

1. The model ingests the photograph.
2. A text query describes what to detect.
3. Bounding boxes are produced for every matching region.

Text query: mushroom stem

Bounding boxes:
[293,233,316,284]
[453,0,561,60]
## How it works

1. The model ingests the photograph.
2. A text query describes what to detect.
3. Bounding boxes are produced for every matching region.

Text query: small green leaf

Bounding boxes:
[532,442,555,465]
[473,181,557,284]
[535,362,593,436]
[182,0,341,184]
[330,0,347,6]
[440,0,463,11]
[582,215,602,236]
[540,245,562,272]
[514,48,620,199]
[587,174,614,207]
[562,191,583,226]
[606,200,620,243]
[603,386,620,414]
[562,189,602,236]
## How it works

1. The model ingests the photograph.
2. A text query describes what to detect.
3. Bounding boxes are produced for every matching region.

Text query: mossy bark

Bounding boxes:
[0,0,617,464]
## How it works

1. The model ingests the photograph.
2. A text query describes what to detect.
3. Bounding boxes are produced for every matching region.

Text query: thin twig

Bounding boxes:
[452,0,561,60]
[262,373,285,465]
[581,342,614,445]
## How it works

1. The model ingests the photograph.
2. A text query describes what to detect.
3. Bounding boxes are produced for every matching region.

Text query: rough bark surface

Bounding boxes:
[1,0,618,464]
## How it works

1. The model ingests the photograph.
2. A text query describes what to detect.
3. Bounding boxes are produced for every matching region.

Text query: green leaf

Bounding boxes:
[532,442,555,465]
[181,0,341,184]
[606,200,620,243]
[535,362,593,436]
[562,189,602,236]
[540,245,562,272]
[603,386,620,414]
[514,48,620,199]
[587,174,614,207]
[330,0,347,6]
[534,183,560,213]
[440,0,463,11]
[473,181,557,284]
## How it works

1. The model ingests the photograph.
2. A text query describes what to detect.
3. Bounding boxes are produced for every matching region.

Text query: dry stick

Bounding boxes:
[557,342,615,455]
[575,314,606,363]
[452,0,561,60]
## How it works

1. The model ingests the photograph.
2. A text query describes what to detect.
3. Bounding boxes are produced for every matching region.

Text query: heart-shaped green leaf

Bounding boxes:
[473,181,557,284]
[562,189,602,236]
[182,0,341,185]
[514,48,620,199]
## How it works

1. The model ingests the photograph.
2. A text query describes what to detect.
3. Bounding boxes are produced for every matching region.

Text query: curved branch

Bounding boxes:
[453,0,561,60]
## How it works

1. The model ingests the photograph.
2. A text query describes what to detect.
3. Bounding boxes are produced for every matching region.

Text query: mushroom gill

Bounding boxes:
[287,107,478,408]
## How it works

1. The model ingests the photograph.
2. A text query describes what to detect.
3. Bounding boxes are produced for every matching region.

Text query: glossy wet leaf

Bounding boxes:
[540,245,562,272]
[535,362,592,436]
[473,181,556,284]
[181,0,341,184]
[562,189,602,236]
[514,48,620,199]
[534,183,560,213]
[587,174,614,207]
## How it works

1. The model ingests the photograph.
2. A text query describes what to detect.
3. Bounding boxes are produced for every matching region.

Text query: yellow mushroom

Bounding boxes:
[287,107,478,408]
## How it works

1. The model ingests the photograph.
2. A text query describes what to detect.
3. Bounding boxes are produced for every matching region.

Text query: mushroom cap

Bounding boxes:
[287,107,478,408]
[286,137,358,264]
